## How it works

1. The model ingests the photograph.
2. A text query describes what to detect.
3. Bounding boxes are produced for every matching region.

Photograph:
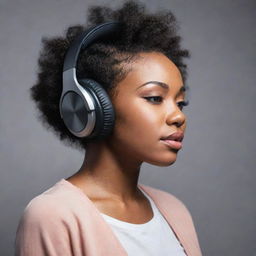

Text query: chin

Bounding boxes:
[145,152,178,167]
[153,159,177,167]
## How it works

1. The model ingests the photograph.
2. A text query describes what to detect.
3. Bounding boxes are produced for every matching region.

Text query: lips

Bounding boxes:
[160,131,184,150]
[160,131,184,142]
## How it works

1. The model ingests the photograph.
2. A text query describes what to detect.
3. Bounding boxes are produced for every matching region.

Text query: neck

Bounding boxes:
[69,139,143,202]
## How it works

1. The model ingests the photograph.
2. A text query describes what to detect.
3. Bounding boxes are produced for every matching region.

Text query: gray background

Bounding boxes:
[0,0,255,255]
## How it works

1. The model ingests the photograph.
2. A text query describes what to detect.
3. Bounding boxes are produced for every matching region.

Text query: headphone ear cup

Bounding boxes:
[79,79,115,139]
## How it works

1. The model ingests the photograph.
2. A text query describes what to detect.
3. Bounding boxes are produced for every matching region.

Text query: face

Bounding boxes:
[106,52,187,166]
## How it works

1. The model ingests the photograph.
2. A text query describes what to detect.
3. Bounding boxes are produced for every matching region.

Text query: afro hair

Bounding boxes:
[30,0,190,152]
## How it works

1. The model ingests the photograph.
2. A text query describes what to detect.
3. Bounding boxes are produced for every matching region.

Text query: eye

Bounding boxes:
[177,100,189,110]
[143,96,163,104]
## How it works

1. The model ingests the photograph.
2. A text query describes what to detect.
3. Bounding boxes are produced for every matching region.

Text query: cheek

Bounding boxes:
[114,102,160,142]
[110,100,167,160]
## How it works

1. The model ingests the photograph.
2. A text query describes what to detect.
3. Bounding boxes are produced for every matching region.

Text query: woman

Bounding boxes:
[15,1,202,255]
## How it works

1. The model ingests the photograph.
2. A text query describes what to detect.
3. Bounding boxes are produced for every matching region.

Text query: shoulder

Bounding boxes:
[139,184,203,255]
[19,180,88,227]
[139,183,187,207]
[139,183,200,241]
[139,183,193,218]
[22,193,66,224]
[15,181,84,255]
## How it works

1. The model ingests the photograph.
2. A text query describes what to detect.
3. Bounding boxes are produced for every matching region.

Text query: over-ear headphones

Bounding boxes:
[59,21,122,139]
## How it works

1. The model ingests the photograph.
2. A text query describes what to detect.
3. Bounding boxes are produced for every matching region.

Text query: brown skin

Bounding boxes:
[66,51,187,224]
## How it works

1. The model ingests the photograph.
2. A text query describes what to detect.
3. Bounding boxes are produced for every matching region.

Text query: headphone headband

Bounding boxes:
[63,21,122,72]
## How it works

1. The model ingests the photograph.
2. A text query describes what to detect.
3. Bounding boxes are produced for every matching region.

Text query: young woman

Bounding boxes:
[15,1,202,255]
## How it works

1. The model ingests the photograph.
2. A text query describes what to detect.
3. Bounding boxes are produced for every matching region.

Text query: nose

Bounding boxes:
[166,103,186,128]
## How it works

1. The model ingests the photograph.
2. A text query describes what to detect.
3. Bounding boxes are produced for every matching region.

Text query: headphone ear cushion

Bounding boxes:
[79,78,115,139]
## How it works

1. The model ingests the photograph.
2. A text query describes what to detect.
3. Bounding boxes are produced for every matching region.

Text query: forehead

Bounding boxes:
[116,52,183,92]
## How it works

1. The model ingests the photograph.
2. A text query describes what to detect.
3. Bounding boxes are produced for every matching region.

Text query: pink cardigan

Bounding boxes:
[15,179,202,256]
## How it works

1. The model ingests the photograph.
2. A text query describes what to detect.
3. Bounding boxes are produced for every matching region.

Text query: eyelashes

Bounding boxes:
[143,96,189,110]
[177,100,189,110]
[143,96,163,103]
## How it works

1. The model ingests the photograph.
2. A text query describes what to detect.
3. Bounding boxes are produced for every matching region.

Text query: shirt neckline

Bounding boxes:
[57,178,189,256]
[100,188,160,230]
[58,178,157,228]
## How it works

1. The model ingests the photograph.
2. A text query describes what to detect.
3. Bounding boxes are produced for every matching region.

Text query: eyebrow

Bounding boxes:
[136,80,187,93]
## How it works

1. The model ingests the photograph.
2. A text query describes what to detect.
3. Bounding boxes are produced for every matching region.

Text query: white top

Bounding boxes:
[100,188,187,256]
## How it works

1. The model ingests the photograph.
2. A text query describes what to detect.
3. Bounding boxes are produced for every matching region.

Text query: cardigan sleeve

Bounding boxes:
[15,196,73,256]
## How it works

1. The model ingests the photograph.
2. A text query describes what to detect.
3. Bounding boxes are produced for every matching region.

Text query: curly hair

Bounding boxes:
[30,0,190,151]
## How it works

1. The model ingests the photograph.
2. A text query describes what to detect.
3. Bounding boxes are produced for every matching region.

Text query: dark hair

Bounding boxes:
[30,0,190,151]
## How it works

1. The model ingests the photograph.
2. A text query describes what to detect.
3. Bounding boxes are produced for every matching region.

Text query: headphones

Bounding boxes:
[59,21,122,139]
